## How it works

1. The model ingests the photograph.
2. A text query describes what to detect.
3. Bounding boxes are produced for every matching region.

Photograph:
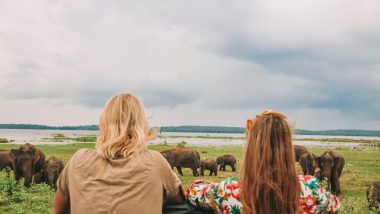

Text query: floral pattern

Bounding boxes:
[185,175,340,214]
[185,177,242,214]
[298,175,340,214]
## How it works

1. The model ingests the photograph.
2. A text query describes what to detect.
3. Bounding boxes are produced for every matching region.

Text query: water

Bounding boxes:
[0,129,378,148]
[0,129,98,145]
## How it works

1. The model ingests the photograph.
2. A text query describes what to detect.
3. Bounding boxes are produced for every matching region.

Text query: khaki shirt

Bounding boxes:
[57,148,181,214]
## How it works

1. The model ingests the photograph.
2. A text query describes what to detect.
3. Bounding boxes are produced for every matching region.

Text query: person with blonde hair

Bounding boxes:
[54,93,184,214]
[186,110,340,214]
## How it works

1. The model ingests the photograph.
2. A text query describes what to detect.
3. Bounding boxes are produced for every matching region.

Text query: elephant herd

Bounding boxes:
[1,144,379,210]
[292,144,380,211]
[164,146,380,211]
[0,143,64,190]
[160,148,237,177]
[294,145,345,195]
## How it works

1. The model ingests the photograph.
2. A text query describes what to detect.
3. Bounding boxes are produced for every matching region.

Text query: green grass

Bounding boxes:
[0,143,378,213]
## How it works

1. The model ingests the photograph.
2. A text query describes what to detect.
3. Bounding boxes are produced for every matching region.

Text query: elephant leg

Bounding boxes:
[223,165,226,171]
[332,174,341,196]
[337,169,342,178]
[192,168,199,176]
[14,171,20,183]
[5,167,11,178]
[232,164,236,172]
[176,166,183,176]
[214,170,217,176]
[209,170,212,176]
[302,168,307,175]
[219,165,223,171]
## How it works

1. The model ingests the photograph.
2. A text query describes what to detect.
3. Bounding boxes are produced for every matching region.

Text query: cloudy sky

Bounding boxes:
[0,0,379,130]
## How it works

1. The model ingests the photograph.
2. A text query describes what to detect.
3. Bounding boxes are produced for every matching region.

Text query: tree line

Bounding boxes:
[0,124,380,137]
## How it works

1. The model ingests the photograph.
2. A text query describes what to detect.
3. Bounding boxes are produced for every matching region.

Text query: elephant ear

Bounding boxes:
[57,161,65,173]
[10,149,20,160]
[44,160,49,171]
[312,156,321,168]
[32,150,41,165]
[334,156,340,167]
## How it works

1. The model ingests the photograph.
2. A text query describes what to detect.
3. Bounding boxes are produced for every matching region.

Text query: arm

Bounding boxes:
[158,152,184,203]
[167,185,185,203]
[53,189,70,214]
[299,175,340,213]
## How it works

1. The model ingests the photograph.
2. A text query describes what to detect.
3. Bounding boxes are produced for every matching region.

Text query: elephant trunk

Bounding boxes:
[48,173,55,188]
[322,166,332,180]
[23,165,33,187]
[322,166,333,190]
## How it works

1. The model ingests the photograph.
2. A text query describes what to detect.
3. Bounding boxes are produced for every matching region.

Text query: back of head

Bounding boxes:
[96,93,154,160]
[241,110,300,214]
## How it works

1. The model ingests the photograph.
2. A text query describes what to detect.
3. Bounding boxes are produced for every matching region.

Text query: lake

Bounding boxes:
[0,129,379,148]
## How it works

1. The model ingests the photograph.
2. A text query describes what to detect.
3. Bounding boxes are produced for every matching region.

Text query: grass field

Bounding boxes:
[0,143,379,213]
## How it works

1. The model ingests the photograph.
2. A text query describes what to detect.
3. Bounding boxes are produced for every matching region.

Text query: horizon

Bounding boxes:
[1,123,380,132]
[1,1,379,130]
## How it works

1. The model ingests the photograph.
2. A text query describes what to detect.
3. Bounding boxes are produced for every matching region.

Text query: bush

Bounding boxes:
[0,172,55,213]
[158,141,168,146]
[176,141,187,148]
[0,138,9,143]
[52,133,65,138]
[51,133,66,142]
[74,136,97,142]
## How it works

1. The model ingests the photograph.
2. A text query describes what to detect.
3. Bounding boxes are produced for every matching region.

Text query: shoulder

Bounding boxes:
[298,175,322,194]
[72,148,96,158]
[146,149,162,156]
[145,150,166,161]
[133,150,168,166]
[69,148,99,165]
[298,175,320,184]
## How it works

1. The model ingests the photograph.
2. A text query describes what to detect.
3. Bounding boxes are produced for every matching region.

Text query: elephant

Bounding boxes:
[299,152,316,175]
[160,148,200,176]
[293,145,308,162]
[43,156,65,190]
[34,171,46,184]
[0,149,13,176]
[216,154,237,172]
[313,150,345,195]
[200,159,217,176]
[367,181,380,211]
[10,143,46,187]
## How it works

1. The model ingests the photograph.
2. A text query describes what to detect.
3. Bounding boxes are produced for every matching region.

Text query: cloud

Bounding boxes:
[0,0,379,129]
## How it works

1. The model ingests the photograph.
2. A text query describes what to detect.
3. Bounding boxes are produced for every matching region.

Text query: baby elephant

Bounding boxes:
[216,154,237,172]
[367,181,380,211]
[299,152,316,176]
[200,159,217,176]
[44,156,64,190]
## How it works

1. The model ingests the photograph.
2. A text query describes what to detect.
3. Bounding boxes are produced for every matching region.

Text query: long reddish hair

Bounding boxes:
[241,110,300,214]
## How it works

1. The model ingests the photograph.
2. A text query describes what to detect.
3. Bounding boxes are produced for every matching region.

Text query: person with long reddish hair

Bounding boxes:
[186,110,340,214]
[241,110,300,213]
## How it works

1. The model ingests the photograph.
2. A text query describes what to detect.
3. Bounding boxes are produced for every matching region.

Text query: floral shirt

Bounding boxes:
[185,175,340,214]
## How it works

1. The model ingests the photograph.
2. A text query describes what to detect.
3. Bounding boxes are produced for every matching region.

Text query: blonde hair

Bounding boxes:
[96,93,155,159]
[241,110,300,214]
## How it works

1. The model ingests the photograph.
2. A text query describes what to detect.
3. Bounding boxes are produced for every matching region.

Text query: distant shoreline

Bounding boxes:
[1,124,380,137]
